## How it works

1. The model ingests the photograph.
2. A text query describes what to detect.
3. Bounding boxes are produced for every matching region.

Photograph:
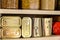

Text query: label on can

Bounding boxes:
[33,18,42,37]
[22,17,32,37]
[2,16,21,27]
[22,0,40,9]
[42,18,52,36]
[29,0,40,9]
[3,28,21,38]
[22,0,29,9]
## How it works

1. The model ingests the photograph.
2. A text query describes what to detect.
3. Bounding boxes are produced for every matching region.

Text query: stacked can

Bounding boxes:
[0,15,2,38]
[2,16,21,38]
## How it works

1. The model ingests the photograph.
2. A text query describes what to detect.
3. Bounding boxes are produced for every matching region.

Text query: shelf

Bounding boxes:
[0,9,60,15]
[2,36,60,40]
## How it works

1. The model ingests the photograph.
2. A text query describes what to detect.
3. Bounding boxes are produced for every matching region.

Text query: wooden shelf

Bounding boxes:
[0,9,60,15]
[2,36,60,40]
[0,9,60,40]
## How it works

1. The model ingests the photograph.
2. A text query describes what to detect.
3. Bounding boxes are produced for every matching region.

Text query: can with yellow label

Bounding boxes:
[22,17,32,37]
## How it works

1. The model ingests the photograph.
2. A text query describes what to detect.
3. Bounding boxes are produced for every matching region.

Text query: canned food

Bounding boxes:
[3,28,21,38]
[0,17,1,27]
[22,0,40,9]
[2,0,18,9]
[42,18,52,36]
[0,29,3,38]
[33,18,42,37]
[55,0,60,10]
[41,0,55,10]
[22,17,32,37]
[2,16,21,27]
[0,0,2,8]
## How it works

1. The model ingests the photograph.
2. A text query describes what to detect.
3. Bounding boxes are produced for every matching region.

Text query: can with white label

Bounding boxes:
[42,18,52,36]
[3,28,21,38]
[33,18,42,37]
[22,17,32,37]
[2,16,21,27]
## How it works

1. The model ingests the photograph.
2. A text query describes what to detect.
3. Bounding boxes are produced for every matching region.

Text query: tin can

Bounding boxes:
[0,29,3,38]
[2,0,18,9]
[22,17,32,37]
[33,18,42,37]
[0,17,1,27]
[42,18,52,36]
[0,0,2,8]
[2,16,21,27]
[3,28,21,38]
[55,0,60,10]
[41,0,55,10]
[22,0,40,9]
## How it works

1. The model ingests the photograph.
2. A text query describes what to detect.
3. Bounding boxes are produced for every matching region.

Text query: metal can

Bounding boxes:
[3,28,21,38]
[2,0,18,9]
[0,17,1,27]
[42,18,52,36]
[0,29,3,38]
[22,17,32,37]
[33,18,42,37]
[0,0,2,8]
[22,0,40,9]
[41,0,55,10]
[2,16,21,27]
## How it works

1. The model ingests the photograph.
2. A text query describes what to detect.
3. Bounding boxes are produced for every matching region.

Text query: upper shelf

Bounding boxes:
[0,9,60,15]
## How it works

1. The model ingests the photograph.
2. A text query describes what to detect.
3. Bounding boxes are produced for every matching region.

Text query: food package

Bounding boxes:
[2,0,18,9]
[22,0,40,9]
[22,17,32,37]
[42,18,52,36]
[41,0,55,10]
[2,16,21,27]
[33,18,42,37]
[3,28,21,38]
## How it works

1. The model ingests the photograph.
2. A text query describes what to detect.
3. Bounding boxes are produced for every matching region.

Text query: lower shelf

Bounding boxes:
[2,36,60,40]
